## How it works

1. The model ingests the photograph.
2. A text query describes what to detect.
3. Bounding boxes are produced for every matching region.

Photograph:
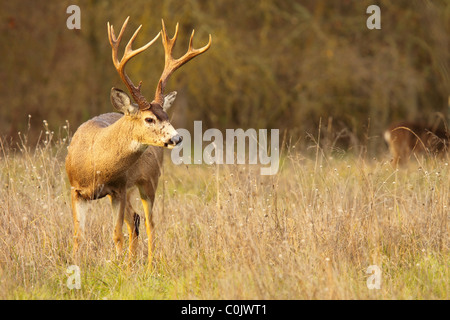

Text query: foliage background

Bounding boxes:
[1,0,449,154]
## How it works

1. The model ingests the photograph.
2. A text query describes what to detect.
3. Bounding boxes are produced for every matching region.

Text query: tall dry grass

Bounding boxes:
[0,123,448,299]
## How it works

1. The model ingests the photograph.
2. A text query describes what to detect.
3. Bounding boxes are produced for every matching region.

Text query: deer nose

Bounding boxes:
[170,134,183,146]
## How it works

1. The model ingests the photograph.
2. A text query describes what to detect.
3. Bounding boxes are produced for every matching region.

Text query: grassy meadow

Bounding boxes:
[0,124,448,300]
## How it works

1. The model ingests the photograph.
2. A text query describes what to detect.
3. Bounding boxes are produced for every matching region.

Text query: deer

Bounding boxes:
[384,121,449,166]
[65,17,211,265]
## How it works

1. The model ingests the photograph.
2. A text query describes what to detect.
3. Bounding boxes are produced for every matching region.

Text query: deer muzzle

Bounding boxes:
[165,134,183,148]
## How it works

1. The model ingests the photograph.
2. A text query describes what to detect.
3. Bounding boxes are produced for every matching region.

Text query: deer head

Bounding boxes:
[107,17,211,149]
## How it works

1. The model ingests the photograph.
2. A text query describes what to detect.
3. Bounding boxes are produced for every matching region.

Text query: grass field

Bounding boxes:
[0,126,448,300]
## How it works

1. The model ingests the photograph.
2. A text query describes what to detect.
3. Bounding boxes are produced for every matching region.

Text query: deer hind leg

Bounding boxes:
[71,189,88,257]
[109,193,126,256]
[138,184,157,266]
[124,191,140,262]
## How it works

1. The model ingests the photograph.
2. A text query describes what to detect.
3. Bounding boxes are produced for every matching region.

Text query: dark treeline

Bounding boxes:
[1,0,449,155]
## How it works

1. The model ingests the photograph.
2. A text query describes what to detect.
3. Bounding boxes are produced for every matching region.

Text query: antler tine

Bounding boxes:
[124,25,161,61]
[154,19,212,105]
[108,16,129,44]
[107,17,160,109]
[161,20,179,57]
[107,17,130,69]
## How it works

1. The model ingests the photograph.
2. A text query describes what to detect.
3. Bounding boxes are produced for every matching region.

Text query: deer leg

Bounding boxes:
[138,185,156,265]
[392,153,400,167]
[71,189,88,256]
[109,193,126,255]
[124,192,140,262]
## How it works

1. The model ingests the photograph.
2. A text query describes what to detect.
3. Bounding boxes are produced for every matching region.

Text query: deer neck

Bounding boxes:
[92,116,148,180]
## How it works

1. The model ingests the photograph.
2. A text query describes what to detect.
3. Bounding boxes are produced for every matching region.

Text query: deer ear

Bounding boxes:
[110,87,139,115]
[163,91,177,112]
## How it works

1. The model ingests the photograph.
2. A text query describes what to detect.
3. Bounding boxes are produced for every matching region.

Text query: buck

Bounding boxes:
[384,121,449,166]
[65,17,211,264]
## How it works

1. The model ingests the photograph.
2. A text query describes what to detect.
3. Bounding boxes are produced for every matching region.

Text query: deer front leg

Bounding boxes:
[141,197,154,266]
[109,193,126,255]
[124,192,140,262]
[71,189,87,257]
[138,186,156,266]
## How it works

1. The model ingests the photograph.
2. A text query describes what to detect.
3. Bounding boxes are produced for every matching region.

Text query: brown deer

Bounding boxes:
[65,17,211,264]
[384,121,449,166]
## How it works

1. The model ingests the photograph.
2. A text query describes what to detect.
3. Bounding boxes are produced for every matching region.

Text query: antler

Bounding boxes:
[107,16,160,110]
[153,19,212,105]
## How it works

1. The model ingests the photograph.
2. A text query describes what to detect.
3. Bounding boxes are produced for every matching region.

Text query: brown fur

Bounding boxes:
[66,112,173,199]
[384,121,449,166]
[66,110,176,264]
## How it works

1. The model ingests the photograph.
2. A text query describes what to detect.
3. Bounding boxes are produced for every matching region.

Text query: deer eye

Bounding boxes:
[145,118,155,124]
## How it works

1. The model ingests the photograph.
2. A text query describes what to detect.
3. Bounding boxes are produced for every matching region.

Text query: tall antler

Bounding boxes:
[153,19,212,106]
[107,16,160,110]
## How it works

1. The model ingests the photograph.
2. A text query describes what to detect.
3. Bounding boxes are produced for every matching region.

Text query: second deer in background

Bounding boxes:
[384,121,449,166]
